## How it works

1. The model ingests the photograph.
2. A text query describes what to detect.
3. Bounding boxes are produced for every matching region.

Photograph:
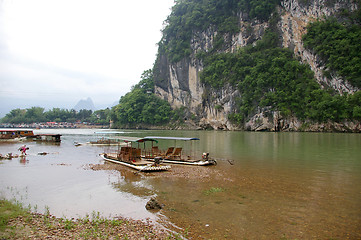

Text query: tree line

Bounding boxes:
[1,70,182,127]
[1,107,111,125]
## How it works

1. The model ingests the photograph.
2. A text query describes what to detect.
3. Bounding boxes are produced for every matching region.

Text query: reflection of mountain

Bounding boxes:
[73,97,95,111]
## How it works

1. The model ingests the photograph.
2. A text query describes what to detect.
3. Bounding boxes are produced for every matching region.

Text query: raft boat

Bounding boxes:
[101,136,171,172]
[143,136,217,166]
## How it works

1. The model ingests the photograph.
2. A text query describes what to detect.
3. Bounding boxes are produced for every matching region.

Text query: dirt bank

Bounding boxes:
[1,206,177,240]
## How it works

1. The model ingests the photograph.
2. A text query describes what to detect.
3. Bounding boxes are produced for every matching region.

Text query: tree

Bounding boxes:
[111,70,173,127]
[24,107,45,123]
[1,109,26,124]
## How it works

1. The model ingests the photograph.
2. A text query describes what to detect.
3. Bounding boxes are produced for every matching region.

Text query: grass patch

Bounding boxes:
[0,198,28,231]
[203,187,225,196]
[0,198,175,239]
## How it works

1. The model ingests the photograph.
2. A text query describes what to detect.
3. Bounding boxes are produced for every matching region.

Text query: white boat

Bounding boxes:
[143,136,217,166]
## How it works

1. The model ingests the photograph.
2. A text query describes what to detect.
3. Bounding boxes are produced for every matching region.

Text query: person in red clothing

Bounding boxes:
[19,145,29,155]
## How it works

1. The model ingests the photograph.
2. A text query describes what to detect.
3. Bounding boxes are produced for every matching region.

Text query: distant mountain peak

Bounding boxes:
[73,97,95,111]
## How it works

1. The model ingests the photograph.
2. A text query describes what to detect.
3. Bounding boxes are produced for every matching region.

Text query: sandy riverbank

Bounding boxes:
[1,162,223,240]
[0,200,177,239]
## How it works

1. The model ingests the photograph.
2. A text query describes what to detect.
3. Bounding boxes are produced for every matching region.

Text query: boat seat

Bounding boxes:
[167,147,182,160]
[152,146,160,156]
[162,147,174,158]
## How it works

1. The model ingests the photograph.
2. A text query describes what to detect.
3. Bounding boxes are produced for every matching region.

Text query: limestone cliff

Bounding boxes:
[279,0,359,94]
[153,0,360,132]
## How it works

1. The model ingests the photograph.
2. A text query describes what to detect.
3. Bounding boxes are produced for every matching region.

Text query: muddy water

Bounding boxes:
[1,129,360,239]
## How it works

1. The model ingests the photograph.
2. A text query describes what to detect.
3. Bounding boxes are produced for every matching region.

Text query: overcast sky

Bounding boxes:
[0,0,174,117]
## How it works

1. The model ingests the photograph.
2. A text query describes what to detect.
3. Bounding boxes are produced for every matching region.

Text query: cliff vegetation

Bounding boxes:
[302,9,361,88]
[159,0,280,62]
[200,23,361,124]
[151,0,361,131]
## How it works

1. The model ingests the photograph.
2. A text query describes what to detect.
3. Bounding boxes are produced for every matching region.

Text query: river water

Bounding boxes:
[0,129,360,239]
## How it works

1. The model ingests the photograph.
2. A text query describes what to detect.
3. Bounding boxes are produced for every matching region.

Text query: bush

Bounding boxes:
[111,70,174,126]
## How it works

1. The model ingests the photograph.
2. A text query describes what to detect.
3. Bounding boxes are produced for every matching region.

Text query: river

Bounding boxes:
[0,129,360,239]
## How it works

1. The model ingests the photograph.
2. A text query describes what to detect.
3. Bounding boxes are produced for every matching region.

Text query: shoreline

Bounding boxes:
[0,198,180,239]
[1,163,212,239]
[2,120,361,132]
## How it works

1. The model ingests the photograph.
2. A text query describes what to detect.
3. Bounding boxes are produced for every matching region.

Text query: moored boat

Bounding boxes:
[143,136,217,166]
[87,138,124,145]
[75,138,123,146]
[0,129,33,142]
[101,136,171,172]
[33,134,61,142]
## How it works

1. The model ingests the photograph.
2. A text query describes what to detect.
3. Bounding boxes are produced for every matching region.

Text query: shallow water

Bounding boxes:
[1,129,360,239]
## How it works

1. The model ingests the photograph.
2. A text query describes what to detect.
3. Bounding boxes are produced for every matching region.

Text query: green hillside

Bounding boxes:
[159,0,280,62]
[155,0,361,125]
[112,0,361,128]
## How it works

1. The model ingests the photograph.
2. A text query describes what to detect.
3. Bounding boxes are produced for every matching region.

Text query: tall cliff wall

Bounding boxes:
[153,0,360,131]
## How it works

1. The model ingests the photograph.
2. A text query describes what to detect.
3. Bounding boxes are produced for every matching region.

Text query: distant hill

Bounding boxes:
[73,97,95,111]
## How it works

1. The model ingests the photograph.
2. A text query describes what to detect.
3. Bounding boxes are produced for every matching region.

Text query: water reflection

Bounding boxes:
[19,156,28,165]
[0,129,360,239]
[107,166,155,198]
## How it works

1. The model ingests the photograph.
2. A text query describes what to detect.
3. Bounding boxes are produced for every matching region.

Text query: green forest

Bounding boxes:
[1,107,111,125]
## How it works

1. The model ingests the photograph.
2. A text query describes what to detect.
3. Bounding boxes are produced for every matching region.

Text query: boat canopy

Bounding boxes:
[144,136,200,141]
[117,136,158,143]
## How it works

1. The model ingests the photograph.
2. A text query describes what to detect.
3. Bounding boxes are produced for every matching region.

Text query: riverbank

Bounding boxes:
[0,162,218,240]
[0,199,177,239]
[111,119,361,132]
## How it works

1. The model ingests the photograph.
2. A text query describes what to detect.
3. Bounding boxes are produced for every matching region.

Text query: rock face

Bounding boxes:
[153,0,360,131]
